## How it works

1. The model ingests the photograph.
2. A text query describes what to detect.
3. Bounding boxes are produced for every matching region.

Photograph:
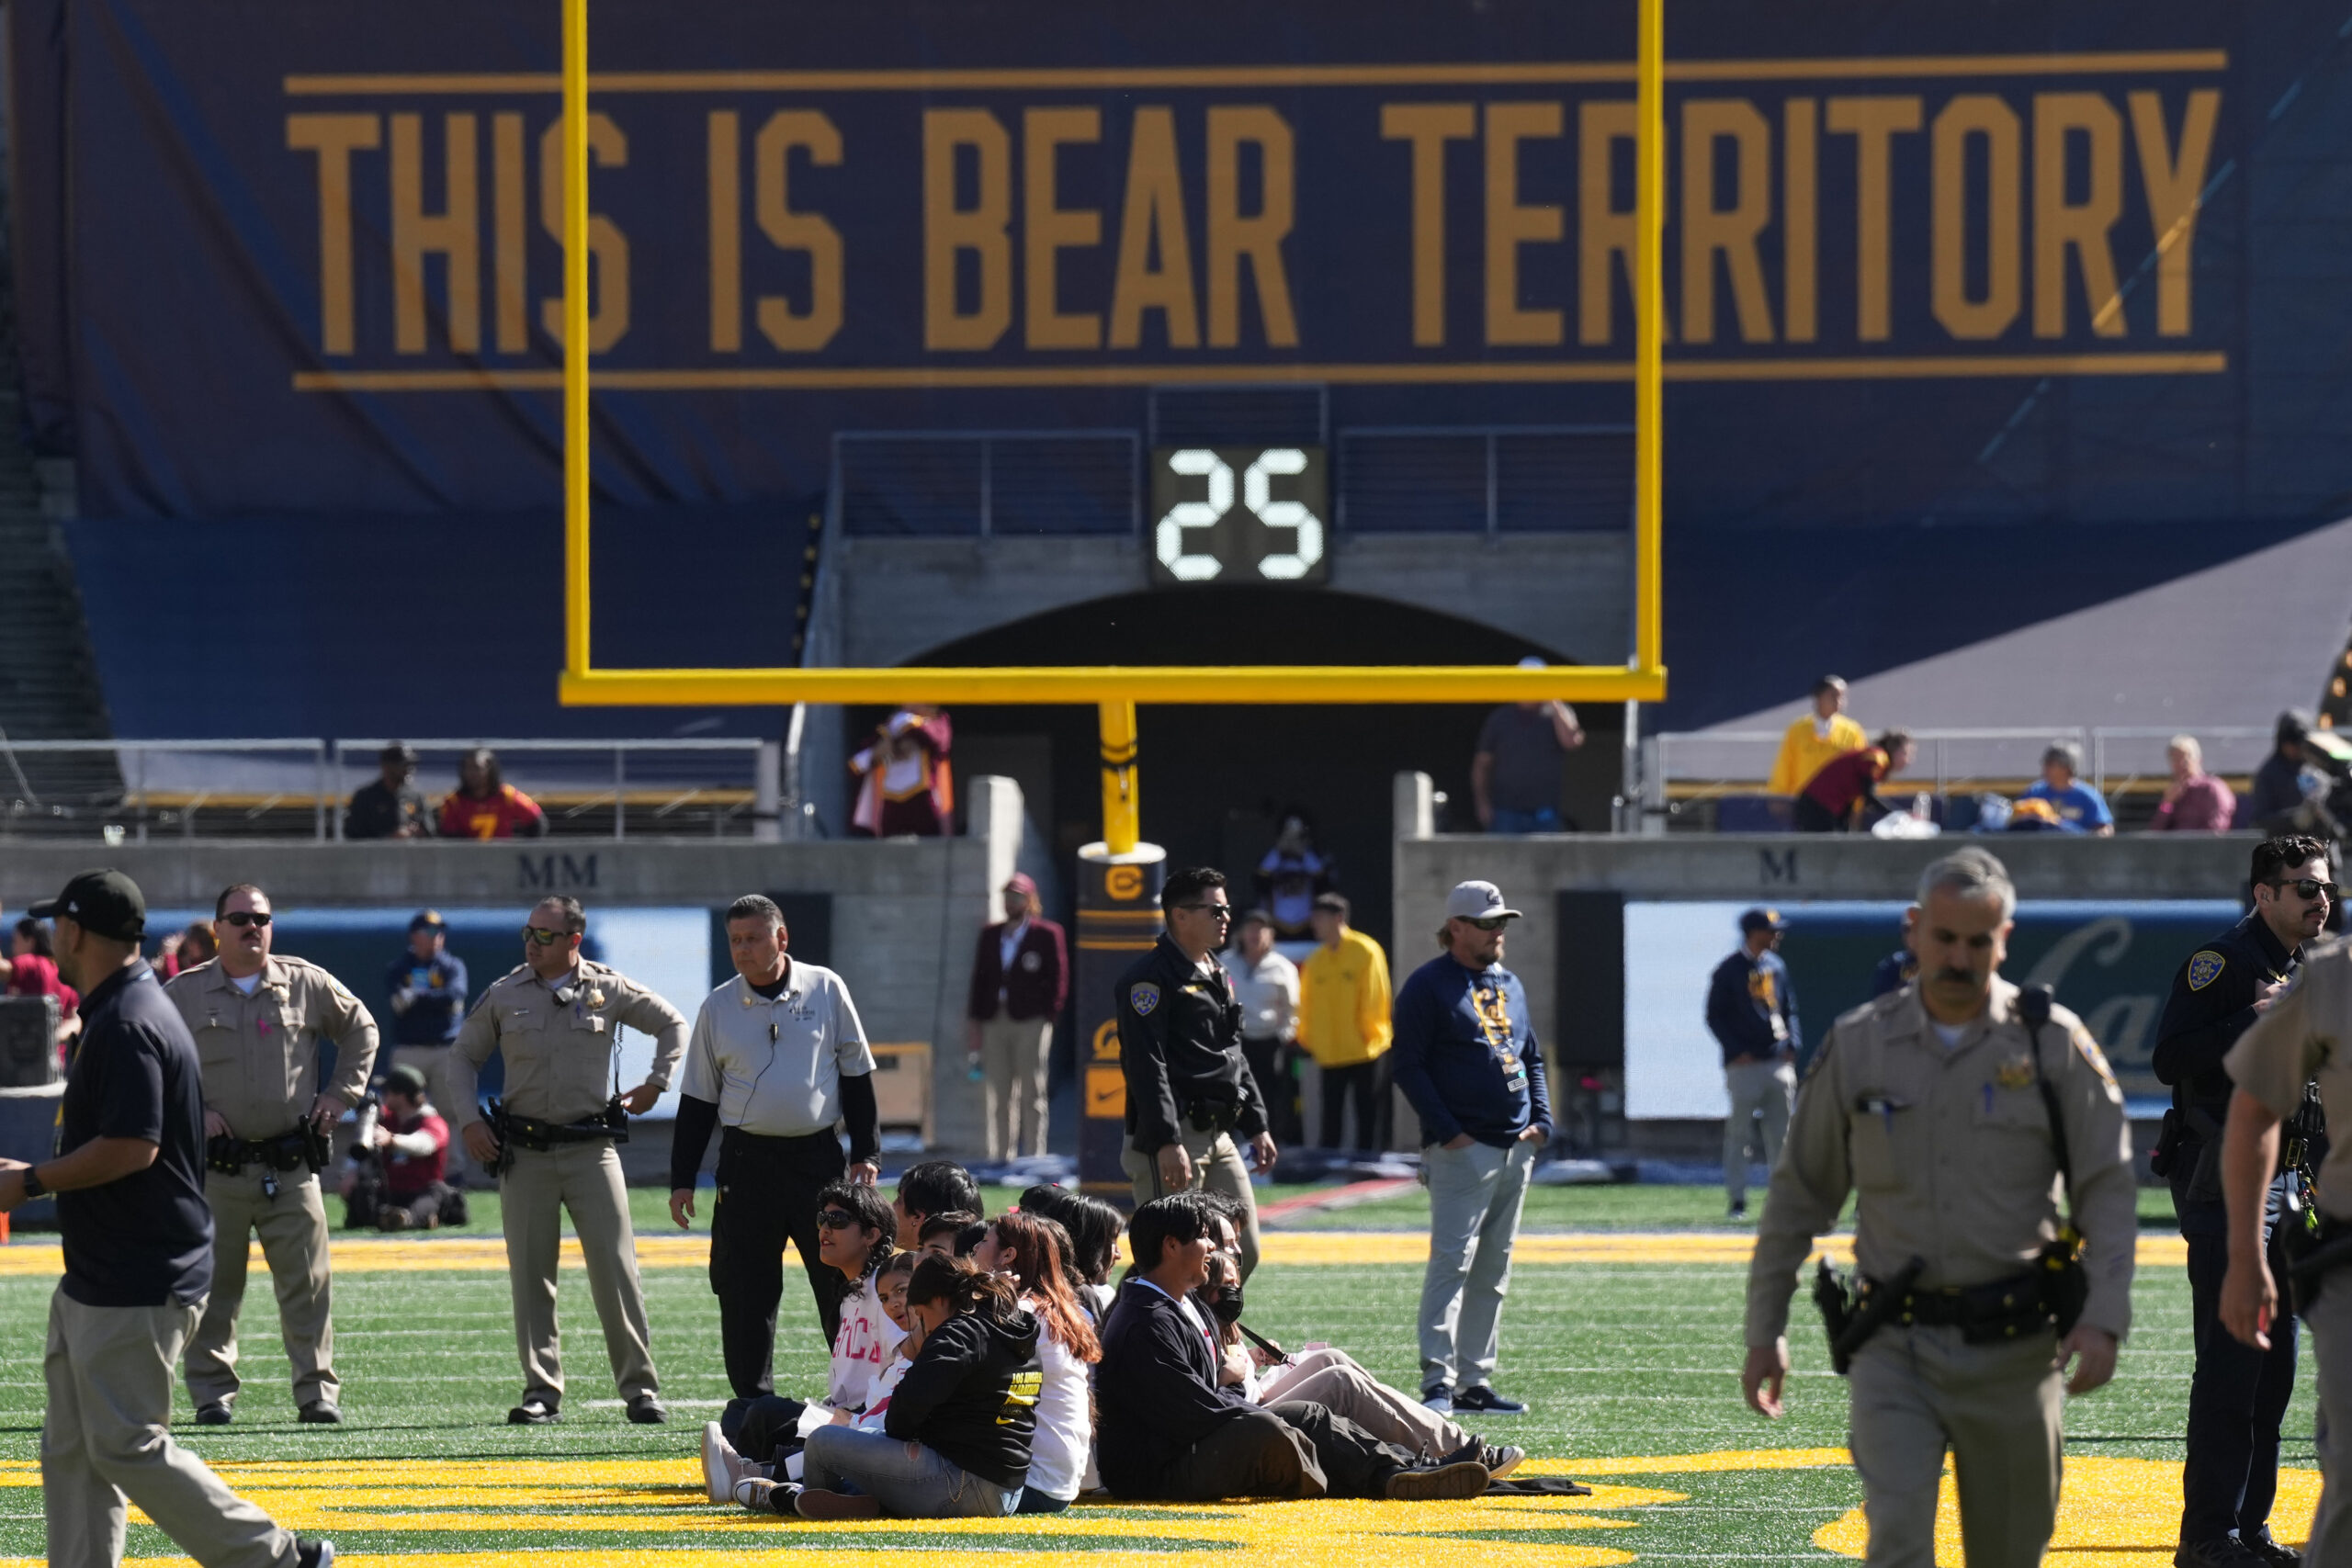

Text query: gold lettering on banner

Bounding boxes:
[754,110,844,351]
[2127,89,2220,338]
[1781,97,1817,344]
[1206,106,1299,348]
[2034,93,2125,337]
[537,113,631,351]
[1680,98,1774,344]
[1381,102,1475,347]
[1825,96,1921,342]
[1024,107,1104,350]
[707,110,741,352]
[390,112,480,354]
[1108,107,1201,350]
[1577,98,1640,346]
[492,113,529,352]
[287,113,380,355]
[1931,95,2021,340]
[1484,101,1565,346]
[922,108,1012,351]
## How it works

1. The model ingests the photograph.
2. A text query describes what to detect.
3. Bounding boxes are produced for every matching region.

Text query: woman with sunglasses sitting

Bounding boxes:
[703,1181,902,1502]
[741,1255,1042,1519]
[973,1212,1101,1513]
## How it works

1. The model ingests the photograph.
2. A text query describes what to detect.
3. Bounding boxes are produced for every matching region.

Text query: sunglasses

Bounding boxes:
[1180,904,1235,921]
[1462,916,1512,931]
[521,926,573,946]
[815,1209,860,1231]
[220,910,272,929]
[2267,877,2338,902]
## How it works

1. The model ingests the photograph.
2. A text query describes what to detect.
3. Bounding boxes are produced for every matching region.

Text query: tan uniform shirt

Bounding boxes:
[165,956,379,1140]
[1744,976,2138,1347]
[447,959,688,1124]
[2225,931,2352,1217]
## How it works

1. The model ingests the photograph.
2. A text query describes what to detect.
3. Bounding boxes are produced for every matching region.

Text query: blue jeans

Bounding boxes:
[1488,807,1559,834]
[802,1426,1021,1517]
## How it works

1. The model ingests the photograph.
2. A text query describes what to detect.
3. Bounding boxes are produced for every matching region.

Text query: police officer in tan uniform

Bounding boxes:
[448,896,687,1427]
[2220,912,2352,1567]
[1740,848,2138,1567]
[164,882,378,1426]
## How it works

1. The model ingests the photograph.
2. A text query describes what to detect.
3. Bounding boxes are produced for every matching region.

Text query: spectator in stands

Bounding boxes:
[965,873,1067,1162]
[1226,911,1303,1148]
[1767,676,1868,797]
[363,1064,454,1231]
[1254,813,1336,939]
[152,919,215,982]
[2020,741,2114,837]
[2240,710,2325,834]
[1793,730,1915,833]
[345,742,434,840]
[8,915,81,1051]
[383,911,468,1115]
[1472,660,1586,833]
[894,1160,982,1249]
[1093,1192,1488,1503]
[437,748,547,840]
[2152,735,2237,834]
[850,706,954,837]
[1298,894,1394,1153]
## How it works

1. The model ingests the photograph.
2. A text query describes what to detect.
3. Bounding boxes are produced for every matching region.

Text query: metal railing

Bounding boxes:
[0,737,778,842]
[1647,724,2278,815]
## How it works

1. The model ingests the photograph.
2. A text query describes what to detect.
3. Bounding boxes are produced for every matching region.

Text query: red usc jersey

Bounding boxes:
[437,784,545,840]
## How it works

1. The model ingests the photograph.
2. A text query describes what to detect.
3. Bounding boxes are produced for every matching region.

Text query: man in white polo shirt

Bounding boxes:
[668,896,880,1437]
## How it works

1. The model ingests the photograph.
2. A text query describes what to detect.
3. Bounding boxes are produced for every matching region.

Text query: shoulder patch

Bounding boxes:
[2187,950,2226,991]
[1128,981,1161,1017]
[2072,1025,2118,1087]
[1801,1032,1836,1083]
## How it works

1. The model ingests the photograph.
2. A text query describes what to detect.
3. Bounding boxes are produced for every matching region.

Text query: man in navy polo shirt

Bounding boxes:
[0,869,329,1568]
[1391,879,1552,1420]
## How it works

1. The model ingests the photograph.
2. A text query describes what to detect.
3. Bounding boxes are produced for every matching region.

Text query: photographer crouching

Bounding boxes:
[342,1064,460,1232]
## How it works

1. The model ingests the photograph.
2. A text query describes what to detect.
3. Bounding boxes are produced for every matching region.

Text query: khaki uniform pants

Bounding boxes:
[979,1016,1053,1160]
[1848,1325,2064,1567]
[1724,1059,1796,1207]
[1123,1128,1262,1280]
[43,1287,294,1568]
[187,1168,334,1410]
[501,1139,658,1404]
[2303,1276,2352,1566]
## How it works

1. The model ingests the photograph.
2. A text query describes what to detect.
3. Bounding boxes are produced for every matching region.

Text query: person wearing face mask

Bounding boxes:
[1741,847,2137,1568]
[164,884,378,1427]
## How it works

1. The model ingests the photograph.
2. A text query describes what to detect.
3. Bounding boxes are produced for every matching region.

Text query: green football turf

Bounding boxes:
[0,1184,2294,1562]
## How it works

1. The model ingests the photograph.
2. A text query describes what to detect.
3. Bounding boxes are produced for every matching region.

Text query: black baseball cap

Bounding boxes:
[30,868,147,942]
[1738,907,1787,934]
[408,908,446,933]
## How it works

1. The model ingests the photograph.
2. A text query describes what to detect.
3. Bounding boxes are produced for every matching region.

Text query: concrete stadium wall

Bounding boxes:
[0,778,1027,1156]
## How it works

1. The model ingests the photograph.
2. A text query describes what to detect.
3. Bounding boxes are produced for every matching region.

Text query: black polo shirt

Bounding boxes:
[58,961,213,1307]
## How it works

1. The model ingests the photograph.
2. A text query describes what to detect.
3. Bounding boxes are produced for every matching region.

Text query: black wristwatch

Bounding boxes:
[19,1166,45,1200]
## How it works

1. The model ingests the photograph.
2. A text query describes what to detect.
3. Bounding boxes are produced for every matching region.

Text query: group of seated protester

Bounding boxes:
[696,1165,1518,1519]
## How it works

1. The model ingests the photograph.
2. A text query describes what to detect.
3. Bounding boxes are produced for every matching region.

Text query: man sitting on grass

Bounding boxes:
[893,1159,981,1248]
[703,1181,903,1501]
[1094,1192,1490,1503]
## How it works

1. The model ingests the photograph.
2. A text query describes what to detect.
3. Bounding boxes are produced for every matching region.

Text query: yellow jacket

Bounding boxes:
[1766,713,1866,795]
[1296,928,1394,1067]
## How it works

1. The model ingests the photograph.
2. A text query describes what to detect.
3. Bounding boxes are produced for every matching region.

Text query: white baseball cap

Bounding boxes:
[1445,880,1521,920]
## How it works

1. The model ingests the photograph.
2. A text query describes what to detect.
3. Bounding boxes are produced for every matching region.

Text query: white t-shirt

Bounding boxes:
[854,1347,912,1431]
[826,1269,907,1413]
[1931,1021,1966,1051]
[1022,1295,1094,1502]
[229,972,262,996]
[1226,950,1299,1042]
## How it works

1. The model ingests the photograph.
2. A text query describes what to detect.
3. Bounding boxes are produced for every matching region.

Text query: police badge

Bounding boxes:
[1129,981,1161,1016]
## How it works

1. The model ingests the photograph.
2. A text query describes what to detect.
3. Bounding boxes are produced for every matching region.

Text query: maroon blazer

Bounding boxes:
[967,918,1069,1022]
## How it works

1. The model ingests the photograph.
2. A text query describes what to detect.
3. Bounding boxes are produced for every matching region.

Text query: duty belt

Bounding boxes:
[1884,1268,2057,1344]
[207,1127,328,1199]
[501,1100,629,1152]
[1183,1098,1240,1135]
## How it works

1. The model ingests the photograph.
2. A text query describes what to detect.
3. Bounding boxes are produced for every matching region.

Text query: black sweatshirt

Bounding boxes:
[1093,1278,1257,1498]
[884,1308,1042,1488]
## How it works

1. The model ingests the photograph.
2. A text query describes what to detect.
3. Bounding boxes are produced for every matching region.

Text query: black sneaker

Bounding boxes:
[2240,1529,2301,1568]
[507,1398,560,1426]
[1419,1384,1453,1415]
[1440,1436,1526,1479]
[627,1393,669,1425]
[193,1402,233,1427]
[298,1401,341,1425]
[1452,1384,1528,1416]
[2176,1539,2270,1568]
[294,1540,335,1568]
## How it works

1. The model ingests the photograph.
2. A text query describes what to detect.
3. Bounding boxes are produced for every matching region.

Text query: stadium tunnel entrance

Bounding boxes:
[845,586,1629,965]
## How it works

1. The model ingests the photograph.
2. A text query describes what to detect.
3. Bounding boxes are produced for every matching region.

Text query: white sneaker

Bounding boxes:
[702,1422,744,1504]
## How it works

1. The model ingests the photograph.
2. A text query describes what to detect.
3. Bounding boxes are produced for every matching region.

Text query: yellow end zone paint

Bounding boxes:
[0,1450,2290,1566]
[0,1232,2190,1278]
